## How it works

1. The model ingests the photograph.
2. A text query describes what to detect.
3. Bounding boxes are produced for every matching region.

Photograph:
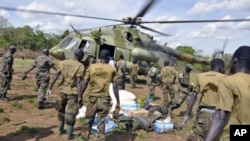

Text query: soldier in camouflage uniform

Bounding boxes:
[179,59,226,141]
[24,49,56,109]
[116,53,126,90]
[79,49,120,141]
[167,63,193,114]
[159,60,176,106]
[48,49,85,140]
[130,60,139,88]
[147,62,158,101]
[0,46,16,101]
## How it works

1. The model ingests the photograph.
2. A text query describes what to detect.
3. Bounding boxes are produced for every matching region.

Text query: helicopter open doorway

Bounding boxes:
[99,44,115,59]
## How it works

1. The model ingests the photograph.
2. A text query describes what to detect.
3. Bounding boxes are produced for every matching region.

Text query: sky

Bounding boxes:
[0,0,250,56]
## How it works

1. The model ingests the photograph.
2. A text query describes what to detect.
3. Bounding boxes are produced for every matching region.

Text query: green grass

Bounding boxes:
[13,58,34,71]
[2,117,10,122]
[22,96,34,103]
[0,108,4,113]
[10,101,22,109]
[33,87,38,92]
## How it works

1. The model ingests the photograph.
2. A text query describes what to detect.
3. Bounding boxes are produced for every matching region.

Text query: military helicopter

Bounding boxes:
[1,0,250,75]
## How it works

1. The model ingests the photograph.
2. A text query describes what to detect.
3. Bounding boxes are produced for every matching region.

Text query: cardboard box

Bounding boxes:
[130,108,149,118]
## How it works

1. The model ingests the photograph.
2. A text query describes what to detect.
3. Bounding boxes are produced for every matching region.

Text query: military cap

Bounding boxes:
[9,45,16,49]
[186,63,193,70]
[150,62,154,66]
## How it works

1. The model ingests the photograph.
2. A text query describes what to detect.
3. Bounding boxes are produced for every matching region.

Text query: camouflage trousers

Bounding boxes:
[162,82,175,106]
[36,72,50,102]
[148,83,155,97]
[186,107,215,141]
[117,75,126,90]
[55,93,79,125]
[130,74,137,88]
[82,96,110,139]
[169,88,189,110]
[0,73,12,96]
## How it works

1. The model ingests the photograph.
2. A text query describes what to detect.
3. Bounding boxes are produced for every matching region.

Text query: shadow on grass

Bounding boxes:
[10,94,37,101]
[43,101,56,109]
[0,125,57,141]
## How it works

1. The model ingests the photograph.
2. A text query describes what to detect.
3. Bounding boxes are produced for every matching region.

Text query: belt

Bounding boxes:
[200,108,216,114]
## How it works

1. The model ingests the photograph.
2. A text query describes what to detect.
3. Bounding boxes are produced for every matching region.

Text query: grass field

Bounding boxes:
[0,58,201,141]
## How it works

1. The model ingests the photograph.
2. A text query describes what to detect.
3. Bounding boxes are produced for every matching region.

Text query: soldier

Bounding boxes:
[79,49,120,141]
[0,46,16,101]
[179,59,226,141]
[130,60,139,88]
[23,49,56,109]
[147,62,158,101]
[116,53,126,89]
[205,46,250,141]
[167,63,193,115]
[159,60,176,106]
[47,48,85,140]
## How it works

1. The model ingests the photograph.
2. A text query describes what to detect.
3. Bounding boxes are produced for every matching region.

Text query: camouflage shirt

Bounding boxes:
[32,55,55,74]
[178,69,190,91]
[0,52,14,73]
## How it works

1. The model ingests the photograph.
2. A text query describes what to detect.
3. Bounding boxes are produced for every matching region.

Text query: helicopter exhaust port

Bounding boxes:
[131,48,159,62]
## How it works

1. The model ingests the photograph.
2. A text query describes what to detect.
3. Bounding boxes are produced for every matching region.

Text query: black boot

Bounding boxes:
[38,101,44,109]
[1,93,9,101]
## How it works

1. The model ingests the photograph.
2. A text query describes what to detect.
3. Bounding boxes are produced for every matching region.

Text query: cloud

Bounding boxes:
[187,0,250,15]
[0,9,9,18]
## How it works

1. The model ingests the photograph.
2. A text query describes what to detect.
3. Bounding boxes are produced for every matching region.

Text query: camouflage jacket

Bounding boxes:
[33,55,55,74]
[0,52,14,74]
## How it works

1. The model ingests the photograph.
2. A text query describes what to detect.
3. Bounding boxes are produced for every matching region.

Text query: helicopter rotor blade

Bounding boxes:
[78,23,126,32]
[0,6,124,23]
[133,0,157,20]
[139,25,170,36]
[141,19,250,24]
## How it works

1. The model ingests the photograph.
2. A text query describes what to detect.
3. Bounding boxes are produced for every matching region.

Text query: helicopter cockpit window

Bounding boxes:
[124,31,133,42]
[58,36,74,48]
[65,38,81,51]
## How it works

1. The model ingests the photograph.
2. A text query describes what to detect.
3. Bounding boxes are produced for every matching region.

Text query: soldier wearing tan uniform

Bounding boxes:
[116,53,126,89]
[159,60,176,106]
[205,46,250,141]
[48,49,85,140]
[130,60,139,88]
[79,49,120,141]
[180,59,226,141]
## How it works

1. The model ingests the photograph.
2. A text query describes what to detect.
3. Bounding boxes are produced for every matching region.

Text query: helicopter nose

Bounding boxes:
[49,47,65,60]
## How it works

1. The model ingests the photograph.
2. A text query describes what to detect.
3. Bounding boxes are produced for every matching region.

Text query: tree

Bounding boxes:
[176,46,195,55]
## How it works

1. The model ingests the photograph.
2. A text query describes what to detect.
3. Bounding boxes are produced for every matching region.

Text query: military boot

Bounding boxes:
[38,101,44,109]
[1,93,9,101]
[58,121,66,135]
[66,125,79,140]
